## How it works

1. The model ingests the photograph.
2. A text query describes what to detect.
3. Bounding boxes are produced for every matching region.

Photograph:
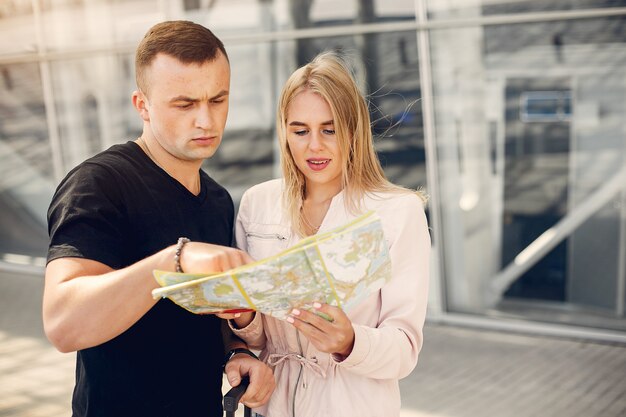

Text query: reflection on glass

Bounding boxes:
[50,55,140,172]
[282,0,416,33]
[0,63,52,261]
[502,77,571,304]
[483,0,626,15]
[39,0,161,52]
[0,0,36,56]
[428,0,626,18]
[520,91,571,123]
[432,14,626,330]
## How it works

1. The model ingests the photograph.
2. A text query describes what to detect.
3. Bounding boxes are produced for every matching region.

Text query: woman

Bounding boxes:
[229,52,430,417]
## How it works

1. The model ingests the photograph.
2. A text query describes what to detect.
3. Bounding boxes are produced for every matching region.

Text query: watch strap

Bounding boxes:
[222,348,258,373]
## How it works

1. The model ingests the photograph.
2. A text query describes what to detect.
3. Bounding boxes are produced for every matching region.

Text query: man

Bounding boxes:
[43,21,274,416]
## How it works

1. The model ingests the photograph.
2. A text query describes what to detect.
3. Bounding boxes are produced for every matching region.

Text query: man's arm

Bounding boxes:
[43,242,250,353]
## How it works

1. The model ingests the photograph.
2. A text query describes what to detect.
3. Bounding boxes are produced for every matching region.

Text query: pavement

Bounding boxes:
[1,269,626,417]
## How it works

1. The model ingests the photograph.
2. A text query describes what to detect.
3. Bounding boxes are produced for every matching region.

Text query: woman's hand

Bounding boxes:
[287,302,355,360]
[216,311,256,329]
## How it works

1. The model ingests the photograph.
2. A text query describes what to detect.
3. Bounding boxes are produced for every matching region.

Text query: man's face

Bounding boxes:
[138,52,230,163]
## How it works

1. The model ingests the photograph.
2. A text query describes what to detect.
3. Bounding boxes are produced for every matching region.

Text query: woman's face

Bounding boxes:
[285,89,343,193]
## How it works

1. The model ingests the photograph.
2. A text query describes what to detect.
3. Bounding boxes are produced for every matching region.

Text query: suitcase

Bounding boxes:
[224,376,252,417]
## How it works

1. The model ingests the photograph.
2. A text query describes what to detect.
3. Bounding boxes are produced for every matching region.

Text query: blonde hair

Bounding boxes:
[277,51,425,236]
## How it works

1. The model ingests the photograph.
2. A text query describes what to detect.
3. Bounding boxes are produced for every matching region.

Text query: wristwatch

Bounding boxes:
[222,348,258,373]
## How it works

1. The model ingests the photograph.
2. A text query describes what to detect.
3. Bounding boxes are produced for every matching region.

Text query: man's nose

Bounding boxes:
[195,104,213,130]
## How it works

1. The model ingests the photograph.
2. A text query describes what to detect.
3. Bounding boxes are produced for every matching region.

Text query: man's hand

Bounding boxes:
[181,242,253,273]
[43,242,254,352]
[224,353,275,408]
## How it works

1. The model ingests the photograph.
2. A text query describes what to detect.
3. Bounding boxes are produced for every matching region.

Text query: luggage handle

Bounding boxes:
[224,376,252,417]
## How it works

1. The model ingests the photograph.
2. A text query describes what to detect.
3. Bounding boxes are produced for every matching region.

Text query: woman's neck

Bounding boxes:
[300,182,343,235]
[303,181,342,204]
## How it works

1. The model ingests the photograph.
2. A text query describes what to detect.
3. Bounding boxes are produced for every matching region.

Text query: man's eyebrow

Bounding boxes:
[211,90,229,100]
[170,96,197,103]
[169,90,229,103]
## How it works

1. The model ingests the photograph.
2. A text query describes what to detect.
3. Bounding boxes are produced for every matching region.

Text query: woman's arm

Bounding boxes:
[286,194,430,379]
[333,194,430,379]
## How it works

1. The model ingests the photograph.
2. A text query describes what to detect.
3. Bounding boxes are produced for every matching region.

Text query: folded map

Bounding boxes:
[151,211,391,320]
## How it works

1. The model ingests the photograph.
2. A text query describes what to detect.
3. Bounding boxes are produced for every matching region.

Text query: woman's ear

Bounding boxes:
[132,90,150,122]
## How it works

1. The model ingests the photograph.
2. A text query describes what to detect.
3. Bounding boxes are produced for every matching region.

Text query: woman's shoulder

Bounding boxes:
[362,190,428,246]
[242,178,284,201]
[364,189,426,215]
[238,179,287,223]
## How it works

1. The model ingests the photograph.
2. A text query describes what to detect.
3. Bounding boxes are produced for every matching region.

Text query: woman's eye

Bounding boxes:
[176,103,193,109]
[294,130,308,136]
[323,129,336,135]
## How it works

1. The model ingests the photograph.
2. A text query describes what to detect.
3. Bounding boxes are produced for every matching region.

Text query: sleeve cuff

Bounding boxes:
[228,311,263,338]
[331,324,370,368]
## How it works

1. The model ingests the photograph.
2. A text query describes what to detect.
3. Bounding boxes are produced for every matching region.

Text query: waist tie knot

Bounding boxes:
[267,353,327,378]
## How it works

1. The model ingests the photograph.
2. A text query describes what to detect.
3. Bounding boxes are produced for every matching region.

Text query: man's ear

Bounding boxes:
[132,90,150,122]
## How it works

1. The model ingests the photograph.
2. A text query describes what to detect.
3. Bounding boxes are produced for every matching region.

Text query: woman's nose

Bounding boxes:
[308,132,324,151]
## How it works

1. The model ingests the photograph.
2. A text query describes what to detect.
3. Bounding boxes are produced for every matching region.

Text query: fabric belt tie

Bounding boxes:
[267,353,327,379]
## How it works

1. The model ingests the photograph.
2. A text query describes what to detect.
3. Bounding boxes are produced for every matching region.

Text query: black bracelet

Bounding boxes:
[222,348,258,373]
[174,237,190,273]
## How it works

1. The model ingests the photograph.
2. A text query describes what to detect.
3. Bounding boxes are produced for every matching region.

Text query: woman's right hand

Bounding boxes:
[217,311,256,328]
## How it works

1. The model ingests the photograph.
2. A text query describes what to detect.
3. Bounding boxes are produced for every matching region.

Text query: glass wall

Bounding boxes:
[427,0,626,332]
[1,0,625,336]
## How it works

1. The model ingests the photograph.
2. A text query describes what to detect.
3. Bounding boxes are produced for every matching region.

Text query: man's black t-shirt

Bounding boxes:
[47,141,233,417]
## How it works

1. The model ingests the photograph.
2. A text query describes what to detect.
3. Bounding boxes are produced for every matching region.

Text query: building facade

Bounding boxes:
[1,0,625,341]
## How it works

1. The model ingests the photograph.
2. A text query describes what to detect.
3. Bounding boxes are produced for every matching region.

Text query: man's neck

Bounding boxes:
[136,137,202,195]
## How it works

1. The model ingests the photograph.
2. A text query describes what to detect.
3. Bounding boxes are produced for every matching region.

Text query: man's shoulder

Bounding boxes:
[84,141,139,170]
[66,142,138,178]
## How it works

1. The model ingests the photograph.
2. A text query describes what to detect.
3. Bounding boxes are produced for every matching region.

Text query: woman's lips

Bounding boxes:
[307,158,330,171]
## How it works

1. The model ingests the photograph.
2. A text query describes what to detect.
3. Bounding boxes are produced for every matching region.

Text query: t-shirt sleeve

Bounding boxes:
[47,162,129,269]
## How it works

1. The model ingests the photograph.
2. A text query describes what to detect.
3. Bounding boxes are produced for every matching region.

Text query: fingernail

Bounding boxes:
[291,309,300,316]
[313,302,322,308]
[286,316,295,323]
[235,313,241,318]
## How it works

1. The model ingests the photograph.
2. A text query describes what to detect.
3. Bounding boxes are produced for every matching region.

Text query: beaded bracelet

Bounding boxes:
[174,237,190,273]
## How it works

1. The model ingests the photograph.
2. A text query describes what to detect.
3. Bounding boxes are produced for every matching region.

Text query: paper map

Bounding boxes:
[151,211,391,320]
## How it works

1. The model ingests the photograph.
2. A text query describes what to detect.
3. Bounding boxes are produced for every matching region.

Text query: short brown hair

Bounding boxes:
[135,20,228,94]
